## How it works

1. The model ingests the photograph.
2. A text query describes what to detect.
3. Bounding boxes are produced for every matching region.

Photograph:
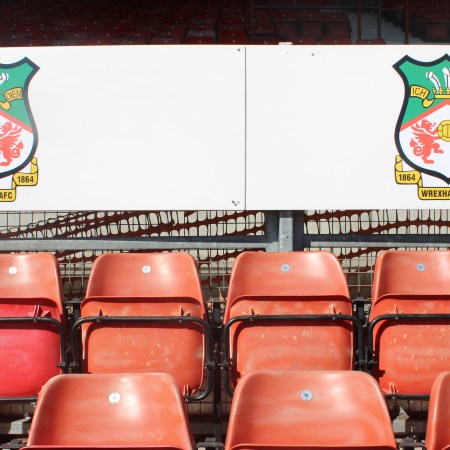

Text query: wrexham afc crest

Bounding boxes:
[0,58,39,202]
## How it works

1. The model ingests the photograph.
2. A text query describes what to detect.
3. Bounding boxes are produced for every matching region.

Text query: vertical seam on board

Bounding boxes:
[244,46,247,211]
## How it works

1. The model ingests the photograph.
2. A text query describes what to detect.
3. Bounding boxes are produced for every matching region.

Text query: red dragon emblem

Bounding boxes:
[410,118,443,164]
[0,121,24,167]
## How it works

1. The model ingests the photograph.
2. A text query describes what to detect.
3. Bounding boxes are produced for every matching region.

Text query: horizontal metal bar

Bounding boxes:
[384,394,430,400]
[0,316,68,372]
[367,313,450,373]
[222,313,365,397]
[0,236,269,252]
[1,234,449,251]
[306,234,450,248]
[253,4,383,10]
[0,397,37,403]
[71,315,214,402]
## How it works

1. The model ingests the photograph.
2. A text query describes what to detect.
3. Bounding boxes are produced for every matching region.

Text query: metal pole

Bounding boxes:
[357,0,362,41]
[294,210,305,251]
[278,211,294,252]
[265,211,280,252]
[250,0,255,43]
[404,0,409,44]
[377,0,382,39]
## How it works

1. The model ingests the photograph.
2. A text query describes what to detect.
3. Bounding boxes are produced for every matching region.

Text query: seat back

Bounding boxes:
[225,371,397,450]
[224,251,354,388]
[0,253,65,398]
[426,372,450,450]
[27,373,194,450]
[369,250,450,395]
[78,252,207,396]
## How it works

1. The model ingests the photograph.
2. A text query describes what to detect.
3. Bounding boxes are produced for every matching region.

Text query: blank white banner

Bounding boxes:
[246,45,450,209]
[0,46,246,210]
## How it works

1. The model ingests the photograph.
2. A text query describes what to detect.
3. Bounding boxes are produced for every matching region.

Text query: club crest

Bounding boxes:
[0,58,39,202]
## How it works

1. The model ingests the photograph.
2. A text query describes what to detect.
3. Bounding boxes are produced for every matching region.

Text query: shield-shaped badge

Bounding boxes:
[394,55,450,199]
[0,57,39,202]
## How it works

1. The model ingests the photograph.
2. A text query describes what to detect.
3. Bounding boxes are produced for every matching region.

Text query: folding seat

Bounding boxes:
[422,13,450,41]
[219,30,248,44]
[250,36,280,45]
[368,250,450,397]
[186,29,216,41]
[219,36,248,44]
[184,36,216,44]
[323,12,351,38]
[157,23,187,40]
[272,10,298,41]
[219,16,245,32]
[151,36,182,44]
[355,38,386,44]
[293,36,318,44]
[0,253,67,400]
[72,252,212,400]
[25,373,194,450]
[425,372,450,450]
[223,251,363,394]
[225,371,397,450]
[321,36,353,45]
[298,11,324,40]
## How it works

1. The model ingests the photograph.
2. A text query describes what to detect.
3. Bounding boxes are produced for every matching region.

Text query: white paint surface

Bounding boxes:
[0,45,449,210]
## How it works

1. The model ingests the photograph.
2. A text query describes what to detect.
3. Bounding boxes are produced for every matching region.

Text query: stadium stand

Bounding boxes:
[0,253,67,401]
[71,252,213,400]
[0,0,438,46]
[25,373,195,450]
[222,251,363,394]
[225,371,398,450]
[1,0,450,447]
[368,250,450,398]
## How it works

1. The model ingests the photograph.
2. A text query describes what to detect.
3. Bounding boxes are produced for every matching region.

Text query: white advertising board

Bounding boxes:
[1,45,450,210]
[0,46,246,210]
[246,45,450,209]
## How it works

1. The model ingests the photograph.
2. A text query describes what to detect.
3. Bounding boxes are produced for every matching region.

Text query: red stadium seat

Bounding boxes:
[25,373,194,450]
[0,253,67,399]
[72,252,212,400]
[298,12,324,40]
[426,372,450,450]
[368,250,450,397]
[323,12,351,38]
[293,36,319,44]
[321,36,353,45]
[223,251,363,394]
[422,13,450,41]
[185,37,216,44]
[219,30,248,44]
[355,38,386,44]
[151,37,182,45]
[225,371,397,450]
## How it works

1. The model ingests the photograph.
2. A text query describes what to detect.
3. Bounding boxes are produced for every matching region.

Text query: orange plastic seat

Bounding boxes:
[368,250,450,397]
[426,372,450,450]
[72,252,212,399]
[0,253,66,399]
[25,373,194,450]
[225,370,397,450]
[223,251,362,393]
